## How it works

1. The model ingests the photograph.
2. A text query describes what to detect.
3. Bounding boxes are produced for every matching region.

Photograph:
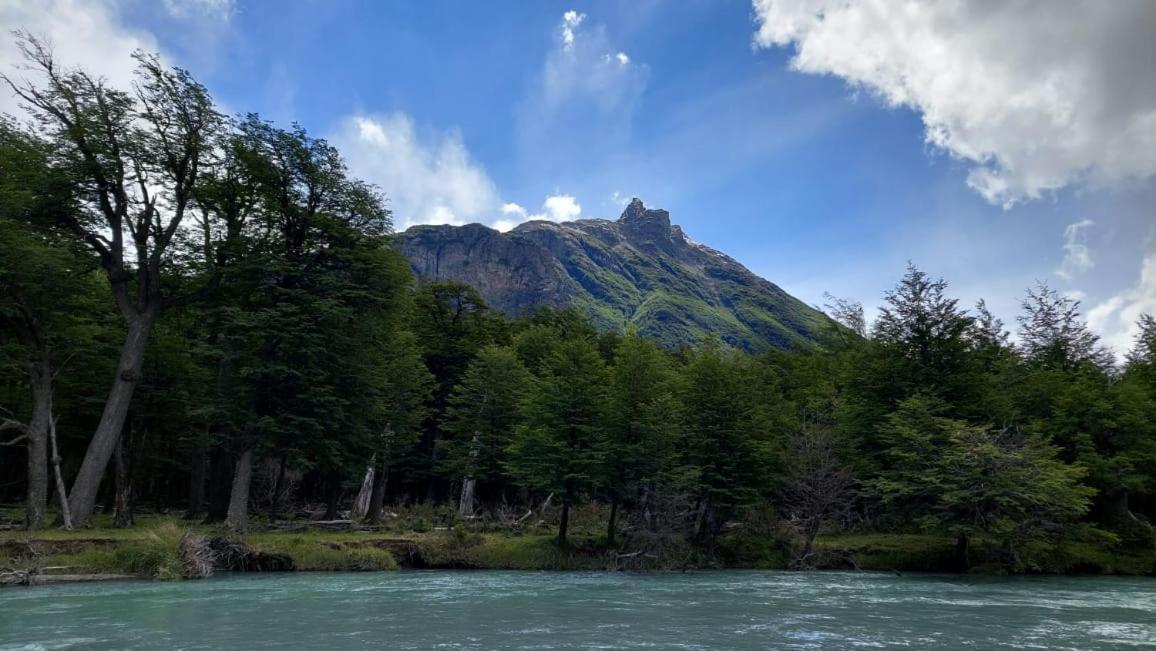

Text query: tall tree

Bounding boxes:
[677,341,773,547]
[443,346,531,516]
[1017,282,1112,371]
[506,337,608,545]
[3,38,225,524]
[599,331,677,545]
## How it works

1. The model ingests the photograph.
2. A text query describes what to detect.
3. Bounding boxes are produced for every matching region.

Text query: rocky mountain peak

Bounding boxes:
[397,199,830,351]
[618,198,671,241]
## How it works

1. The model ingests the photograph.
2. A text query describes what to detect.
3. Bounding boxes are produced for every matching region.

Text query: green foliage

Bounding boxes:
[872,397,1095,550]
[676,341,778,543]
[442,346,531,484]
[506,337,608,542]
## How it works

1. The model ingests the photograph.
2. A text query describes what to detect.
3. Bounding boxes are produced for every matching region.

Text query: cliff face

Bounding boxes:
[397,199,830,350]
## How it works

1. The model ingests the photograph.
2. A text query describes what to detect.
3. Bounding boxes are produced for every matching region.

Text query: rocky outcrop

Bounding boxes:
[396,199,831,351]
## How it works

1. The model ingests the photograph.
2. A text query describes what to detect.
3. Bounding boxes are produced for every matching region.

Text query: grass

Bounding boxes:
[245,532,397,571]
[415,531,610,570]
[3,506,1151,578]
[33,522,188,579]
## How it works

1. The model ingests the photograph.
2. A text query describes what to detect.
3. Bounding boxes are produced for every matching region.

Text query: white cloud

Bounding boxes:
[332,114,504,229]
[540,10,646,115]
[332,114,586,233]
[1056,219,1095,280]
[561,10,585,51]
[753,0,1156,207]
[163,0,234,20]
[1086,253,1156,357]
[0,0,161,118]
[538,194,582,222]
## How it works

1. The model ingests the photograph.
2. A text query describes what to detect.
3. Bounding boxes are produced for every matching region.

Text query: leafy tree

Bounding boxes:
[599,331,678,544]
[1017,282,1112,371]
[411,281,499,500]
[872,263,976,403]
[677,341,773,546]
[1125,313,1156,368]
[365,330,435,524]
[872,396,1094,568]
[442,345,531,516]
[506,337,608,545]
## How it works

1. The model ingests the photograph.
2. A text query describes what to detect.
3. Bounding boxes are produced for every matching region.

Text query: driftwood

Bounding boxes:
[207,538,293,572]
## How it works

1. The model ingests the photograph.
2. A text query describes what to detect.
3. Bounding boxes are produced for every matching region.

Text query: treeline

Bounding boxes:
[1,40,1154,567]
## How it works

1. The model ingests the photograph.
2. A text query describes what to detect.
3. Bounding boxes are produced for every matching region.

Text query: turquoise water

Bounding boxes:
[1,571,1154,649]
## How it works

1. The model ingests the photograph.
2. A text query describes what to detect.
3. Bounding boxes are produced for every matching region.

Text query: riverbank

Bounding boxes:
[2,515,1152,582]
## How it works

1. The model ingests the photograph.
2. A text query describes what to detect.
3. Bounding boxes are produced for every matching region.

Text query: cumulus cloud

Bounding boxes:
[0,0,161,118]
[332,114,504,229]
[332,114,586,233]
[1086,254,1156,357]
[753,0,1156,207]
[1056,220,1095,280]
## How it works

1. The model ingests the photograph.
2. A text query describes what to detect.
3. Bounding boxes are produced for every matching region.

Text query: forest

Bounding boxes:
[2,37,1154,573]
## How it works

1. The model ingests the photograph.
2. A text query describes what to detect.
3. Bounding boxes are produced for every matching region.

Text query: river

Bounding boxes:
[1,571,1154,649]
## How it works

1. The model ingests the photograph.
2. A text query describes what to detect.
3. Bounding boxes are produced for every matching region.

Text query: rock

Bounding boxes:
[397,199,832,351]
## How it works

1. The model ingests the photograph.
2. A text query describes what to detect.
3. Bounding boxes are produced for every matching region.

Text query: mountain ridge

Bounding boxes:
[397,198,831,350]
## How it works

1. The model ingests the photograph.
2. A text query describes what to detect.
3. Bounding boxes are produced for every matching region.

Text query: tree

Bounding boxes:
[3,38,225,525]
[0,121,113,529]
[599,331,677,545]
[871,263,976,403]
[412,281,499,501]
[871,396,1094,569]
[1125,313,1156,368]
[443,346,531,517]
[210,117,398,530]
[822,292,866,339]
[364,331,434,524]
[506,337,608,545]
[677,341,773,547]
[778,426,854,568]
[1017,282,1112,371]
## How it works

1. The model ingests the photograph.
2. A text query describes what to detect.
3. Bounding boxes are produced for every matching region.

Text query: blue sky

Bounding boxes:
[2,0,1154,355]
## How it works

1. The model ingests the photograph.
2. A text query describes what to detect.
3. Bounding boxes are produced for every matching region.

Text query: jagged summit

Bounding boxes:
[617,198,673,244]
[398,202,830,351]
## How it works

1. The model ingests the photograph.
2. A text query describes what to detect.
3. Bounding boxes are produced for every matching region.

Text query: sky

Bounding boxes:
[2,0,1154,357]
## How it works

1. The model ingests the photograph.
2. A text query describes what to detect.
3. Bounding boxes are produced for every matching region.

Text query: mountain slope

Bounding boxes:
[397,198,830,350]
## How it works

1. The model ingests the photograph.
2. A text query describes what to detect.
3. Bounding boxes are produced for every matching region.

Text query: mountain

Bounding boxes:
[397,198,831,351]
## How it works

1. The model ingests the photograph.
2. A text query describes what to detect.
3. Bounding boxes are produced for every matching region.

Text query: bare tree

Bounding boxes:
[822,292,867,339]
[779,426,855,569]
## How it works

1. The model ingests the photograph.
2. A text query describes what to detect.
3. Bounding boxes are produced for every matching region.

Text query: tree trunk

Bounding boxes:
[47,409,71,530]
[606,498,619,546]
[24,360,52,530]
[225,448,254,532]
[696,498,718,549]
[268,455,288,523]
[67,314,154,526]
[558,497,571,547]
[458,477,477,518]
[205,446,232,522]
[324,473,340,521]
[185,434,207,519]
[366,431,393,524]
[113,437,133,528]
[955,531,971,572]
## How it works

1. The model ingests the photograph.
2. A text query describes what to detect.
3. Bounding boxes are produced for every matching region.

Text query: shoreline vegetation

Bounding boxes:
[3,513,1153,585]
